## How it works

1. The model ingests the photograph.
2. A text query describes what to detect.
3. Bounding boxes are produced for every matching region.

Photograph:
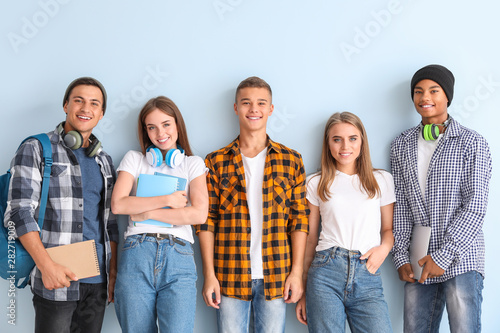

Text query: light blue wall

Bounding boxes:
[1,1,498,332]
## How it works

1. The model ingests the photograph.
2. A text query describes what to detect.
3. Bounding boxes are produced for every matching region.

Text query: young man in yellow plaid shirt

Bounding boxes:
[196,76,309,332]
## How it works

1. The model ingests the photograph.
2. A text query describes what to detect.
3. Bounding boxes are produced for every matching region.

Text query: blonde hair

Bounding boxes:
[315,112,380,201]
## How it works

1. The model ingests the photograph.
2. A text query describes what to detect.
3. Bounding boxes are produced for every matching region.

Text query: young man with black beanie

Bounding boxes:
[391,64,492,332]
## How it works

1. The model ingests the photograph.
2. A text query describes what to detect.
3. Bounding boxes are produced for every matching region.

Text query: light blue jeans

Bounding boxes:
[114,234,197,333]
[306,247,392,333]
[404,271,483,333]
[217,279,286,333]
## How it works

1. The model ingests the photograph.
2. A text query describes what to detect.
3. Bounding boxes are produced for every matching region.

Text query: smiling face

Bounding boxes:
[413,79,449,125]
[234,87,274,135]
[63,85,104,144]
[144,108,178,155]
[328,122,362,175]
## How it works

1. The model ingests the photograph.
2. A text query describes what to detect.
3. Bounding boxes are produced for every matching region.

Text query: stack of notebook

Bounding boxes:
[134,172,187,228]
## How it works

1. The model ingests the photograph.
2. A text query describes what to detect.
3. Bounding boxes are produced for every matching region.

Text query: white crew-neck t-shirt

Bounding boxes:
[306,170,395,254]
[241,148,267,279]
[417,133,442,200]
[117,150,207,243]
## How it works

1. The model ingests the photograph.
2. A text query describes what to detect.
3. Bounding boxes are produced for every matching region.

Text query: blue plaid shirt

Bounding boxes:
[390,117,492,283]
[4,124,118,301]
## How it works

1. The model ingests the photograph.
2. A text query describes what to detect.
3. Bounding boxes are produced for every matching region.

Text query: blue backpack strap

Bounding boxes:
[21,134,52,229]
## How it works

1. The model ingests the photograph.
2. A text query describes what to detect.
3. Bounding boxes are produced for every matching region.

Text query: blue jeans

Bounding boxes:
[217,279,286,333]
[33,282,107,333]
[404,271,483,333]
[114,234,197,333]
[306,247,392,333]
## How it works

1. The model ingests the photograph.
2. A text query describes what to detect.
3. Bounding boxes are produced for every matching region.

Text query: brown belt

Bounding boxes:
[144,233,186,246]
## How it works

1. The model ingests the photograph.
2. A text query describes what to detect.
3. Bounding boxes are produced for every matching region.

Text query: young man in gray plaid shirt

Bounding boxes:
[391,65,492,333]
[4,77,118,333]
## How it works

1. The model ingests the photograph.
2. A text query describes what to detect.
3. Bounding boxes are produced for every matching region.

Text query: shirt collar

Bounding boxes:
[406,116,460,141]
[224,135,279,155]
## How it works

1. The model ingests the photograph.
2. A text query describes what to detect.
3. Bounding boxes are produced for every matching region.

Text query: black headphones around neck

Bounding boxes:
[57,123,102,157]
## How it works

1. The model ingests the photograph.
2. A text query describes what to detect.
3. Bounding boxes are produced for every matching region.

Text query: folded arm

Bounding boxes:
[111,171,208,225]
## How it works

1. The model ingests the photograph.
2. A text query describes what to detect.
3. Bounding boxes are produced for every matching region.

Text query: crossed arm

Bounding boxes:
[111,170,208,225]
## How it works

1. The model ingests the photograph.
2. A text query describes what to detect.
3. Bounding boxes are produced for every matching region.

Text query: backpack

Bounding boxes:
[0,134,52,288]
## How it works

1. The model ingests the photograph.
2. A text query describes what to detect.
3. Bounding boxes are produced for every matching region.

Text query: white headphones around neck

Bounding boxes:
[146,145,185,168]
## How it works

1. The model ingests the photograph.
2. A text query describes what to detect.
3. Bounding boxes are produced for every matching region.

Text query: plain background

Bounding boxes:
[1,0,498,332]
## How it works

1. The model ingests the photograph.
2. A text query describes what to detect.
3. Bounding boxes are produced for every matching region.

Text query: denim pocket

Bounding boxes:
[174,242,194,256]
[361,261,381,276]
[310,250,330,268]
[122,235,140,251]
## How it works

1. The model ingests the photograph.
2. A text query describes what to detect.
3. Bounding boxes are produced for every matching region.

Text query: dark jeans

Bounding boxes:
[33,282,107,333]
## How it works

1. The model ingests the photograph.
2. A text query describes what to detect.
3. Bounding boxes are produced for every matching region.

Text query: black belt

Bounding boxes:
[144,233,186,246]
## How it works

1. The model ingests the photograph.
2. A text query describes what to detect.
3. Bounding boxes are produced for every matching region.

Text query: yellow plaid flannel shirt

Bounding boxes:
[196,136,309,301]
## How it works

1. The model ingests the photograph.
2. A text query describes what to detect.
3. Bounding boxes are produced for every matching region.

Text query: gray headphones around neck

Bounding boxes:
[57,123,102,157]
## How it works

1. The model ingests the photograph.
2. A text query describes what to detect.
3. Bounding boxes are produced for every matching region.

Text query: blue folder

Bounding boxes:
[134,172,187,228]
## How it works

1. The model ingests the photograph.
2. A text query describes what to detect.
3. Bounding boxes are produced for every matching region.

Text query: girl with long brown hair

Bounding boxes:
[111,96,208,333]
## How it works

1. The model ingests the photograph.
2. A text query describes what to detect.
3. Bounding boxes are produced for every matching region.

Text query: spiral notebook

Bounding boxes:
[45,240,100,279]
[134,172,187,228]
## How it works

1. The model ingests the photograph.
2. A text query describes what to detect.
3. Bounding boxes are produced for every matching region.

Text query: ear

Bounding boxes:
[63,101,68,115]
[269,104,274,115]
[234,103,238,115]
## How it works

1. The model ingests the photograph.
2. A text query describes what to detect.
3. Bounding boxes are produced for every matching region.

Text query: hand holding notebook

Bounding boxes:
[134,172,187,228]
[45,240,100,280]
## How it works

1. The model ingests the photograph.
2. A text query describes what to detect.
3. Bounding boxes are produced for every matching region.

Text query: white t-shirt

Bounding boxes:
[417,133,442,200]
[117,150,207,243]
[241,148,267,279]
[306,170,396,254]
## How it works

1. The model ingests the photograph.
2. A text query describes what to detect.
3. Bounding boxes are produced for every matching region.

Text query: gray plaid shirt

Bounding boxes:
[391,117,492,283]
[4,123,118,301]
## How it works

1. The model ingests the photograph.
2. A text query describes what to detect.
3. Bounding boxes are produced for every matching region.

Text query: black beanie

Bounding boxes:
[410,64,455,107]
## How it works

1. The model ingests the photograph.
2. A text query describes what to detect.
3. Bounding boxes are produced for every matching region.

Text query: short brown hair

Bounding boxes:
[137,96,193,156]
[235,76,272,102]
[62,77,107,113]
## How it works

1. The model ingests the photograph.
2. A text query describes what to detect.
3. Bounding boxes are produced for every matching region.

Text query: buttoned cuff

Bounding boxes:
[431,248,456,271]
[195,220,215,234]
[392,252,410,270]
[12,210,40,238]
